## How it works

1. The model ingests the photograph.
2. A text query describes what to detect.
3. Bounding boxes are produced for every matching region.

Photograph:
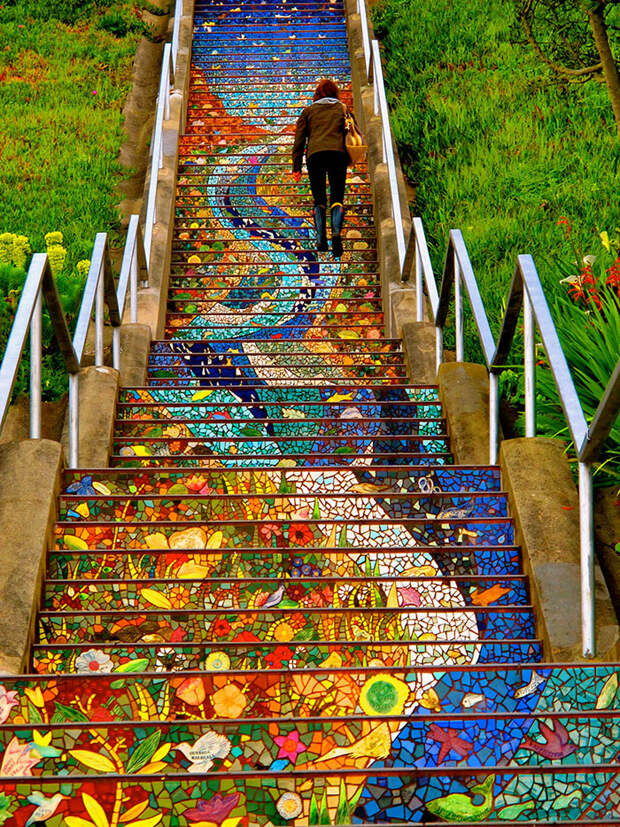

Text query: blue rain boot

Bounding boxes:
[313,204,328,251]
[330,202,345,259]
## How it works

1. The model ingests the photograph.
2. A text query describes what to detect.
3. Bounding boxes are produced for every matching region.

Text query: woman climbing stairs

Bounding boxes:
[0,0,617,823]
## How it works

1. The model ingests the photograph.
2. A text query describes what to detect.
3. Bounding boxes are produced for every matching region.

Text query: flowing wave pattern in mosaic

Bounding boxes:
[0,0,618,823]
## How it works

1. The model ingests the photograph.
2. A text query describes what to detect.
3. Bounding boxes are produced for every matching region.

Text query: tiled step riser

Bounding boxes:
[38,605,537,646]
[145,369,413,381]
[33,639,544,673]
[167,287,382,297]
[114,429,449,443]
[63,466,501,492]
[147,371,408,382]
[109,455,455,469]
[119,387,441,403]
[44,575,529,611]
[47,546,524,580]
[3,769,616,824]
[114,419,444,438]
[56,520,514,555]
[164,327,387,337]
[112,445,451,463]
[114,419,442,436]
[0,713,614,778]
[148,358,406,371]
[116,404,442,419]
[166,301,384,311]
[58,492,508,522]
[14,664,608,720]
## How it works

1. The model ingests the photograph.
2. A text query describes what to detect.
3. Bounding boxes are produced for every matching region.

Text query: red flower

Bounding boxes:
[557,216,571,238]
[286,583,305,602]
[232,631,260,643]
[606,257,620,290]
[259,523,285,547]
[264,646,294,668]
[212,618,231,638]
[289,524,314,546]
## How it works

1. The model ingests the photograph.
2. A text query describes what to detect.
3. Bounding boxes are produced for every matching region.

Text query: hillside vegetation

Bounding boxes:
[0,0,141,398]
[374,0,619,482]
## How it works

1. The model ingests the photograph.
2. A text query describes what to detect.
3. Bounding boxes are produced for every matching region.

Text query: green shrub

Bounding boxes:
[98,9,143,38]
[372,0,619,360]
[373,0,619,482]
[2,0,109,24]
[534,290,619,486]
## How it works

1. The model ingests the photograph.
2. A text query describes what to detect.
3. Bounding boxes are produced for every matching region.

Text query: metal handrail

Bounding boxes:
[144,42,174,261]
[356,0,407,274]
[143,0,185,262]
[0,255,79,440]
[0,215,149,468]
[171,0,183,73]
[409,215,620,657]
[115,214,148,367]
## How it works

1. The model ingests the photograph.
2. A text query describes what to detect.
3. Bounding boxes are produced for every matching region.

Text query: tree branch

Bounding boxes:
[519,12,603,76]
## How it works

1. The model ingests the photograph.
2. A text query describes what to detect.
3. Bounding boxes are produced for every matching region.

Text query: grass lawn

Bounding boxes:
[373,0,619,342]
[0,0,142,269]
[373,0,619,482]
[0,0,142,398]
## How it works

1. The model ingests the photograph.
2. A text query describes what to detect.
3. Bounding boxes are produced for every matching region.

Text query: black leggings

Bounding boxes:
[307,150,348,208]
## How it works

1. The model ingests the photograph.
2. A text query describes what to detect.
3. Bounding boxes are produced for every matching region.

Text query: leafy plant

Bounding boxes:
[98,9,143,38]
[531,283,619,486]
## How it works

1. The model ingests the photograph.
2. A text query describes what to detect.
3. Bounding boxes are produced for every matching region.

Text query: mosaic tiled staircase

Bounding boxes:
[0,0,618,823]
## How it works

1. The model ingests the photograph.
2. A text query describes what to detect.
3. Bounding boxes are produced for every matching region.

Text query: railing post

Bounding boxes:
[112,327,121,373]
[164,54,171,121]
[130,247,138,324]
[95,262,104,367]
[357,0,371,80]
[454,250,464,362]
[171,0,182,73]
[29,290,42,439]
[523,286,536,437]
[435,326,443,375]
[68,372,79,468]
[373,66,379,115]
[578,461,595,657]
[415,236,423,323]
[489,371,499,465]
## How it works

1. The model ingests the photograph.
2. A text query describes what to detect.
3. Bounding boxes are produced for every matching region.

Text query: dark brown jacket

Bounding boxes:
[291,100,359,172]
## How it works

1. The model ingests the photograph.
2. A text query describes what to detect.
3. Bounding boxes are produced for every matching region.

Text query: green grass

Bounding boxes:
[0,0,142,399]
[373,0,619,481]
[0,1,141,270]
[373,0,619,351]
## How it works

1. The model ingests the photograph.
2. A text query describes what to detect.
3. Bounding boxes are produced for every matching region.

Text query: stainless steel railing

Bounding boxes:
[0,216,148,467]
[144,1,185,260]
[0,0,185,463]
[410,217,620,657]
[356,0,407,273]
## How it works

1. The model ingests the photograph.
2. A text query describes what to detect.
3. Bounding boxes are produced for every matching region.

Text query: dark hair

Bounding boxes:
[313,79,340,101]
